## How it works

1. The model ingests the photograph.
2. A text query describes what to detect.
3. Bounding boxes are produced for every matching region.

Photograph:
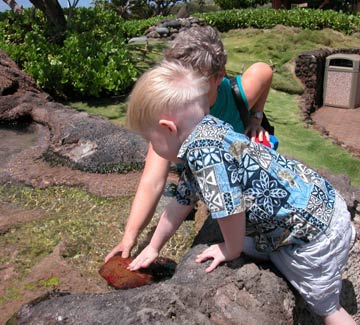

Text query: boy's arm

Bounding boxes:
[128,199,194,271]
[105,144,170,262]
[195,212,245,272]
[241,62,272,141]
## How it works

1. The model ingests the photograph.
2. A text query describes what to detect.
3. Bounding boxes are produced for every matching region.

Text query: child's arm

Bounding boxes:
[128,199,195,271]
[195,212,245,272]
[105,144,170,261]
[242,62,272,141]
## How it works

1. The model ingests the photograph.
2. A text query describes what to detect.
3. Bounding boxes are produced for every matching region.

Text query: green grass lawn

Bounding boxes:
[266,90,360,185]
[67,97,128,126]
[68,27,360,186]
[223,28,360,94]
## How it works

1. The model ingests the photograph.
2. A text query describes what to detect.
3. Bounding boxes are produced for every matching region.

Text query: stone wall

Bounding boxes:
[128,17,206,44]
[144,17,206,40]
[295,48,360,122]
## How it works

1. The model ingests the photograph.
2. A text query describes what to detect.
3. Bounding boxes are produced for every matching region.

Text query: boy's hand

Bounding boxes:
[127,245,159,271]
[196,213,244,273]
[104,236,135,262]
[195,243,229,273]
[246,121,269,142]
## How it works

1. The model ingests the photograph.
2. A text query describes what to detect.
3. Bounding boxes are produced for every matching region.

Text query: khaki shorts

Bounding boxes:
[244,193,354,316]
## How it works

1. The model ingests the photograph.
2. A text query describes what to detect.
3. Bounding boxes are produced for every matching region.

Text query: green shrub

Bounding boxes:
[1,7,360,99]
[214,0,270,9]
[122,16,165,38]
[195,8,360,35]
[0,7,138,98]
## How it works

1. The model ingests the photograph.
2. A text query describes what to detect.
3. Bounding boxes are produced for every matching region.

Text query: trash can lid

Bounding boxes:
[326,53,360,71]
[327,53,360,61]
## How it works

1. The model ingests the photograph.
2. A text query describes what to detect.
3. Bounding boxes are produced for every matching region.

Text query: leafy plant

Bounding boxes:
[1,7,360,99]
[0,7,139,98]
[122,16,165,38]
[195,8,360,35]
[214,0,270,9]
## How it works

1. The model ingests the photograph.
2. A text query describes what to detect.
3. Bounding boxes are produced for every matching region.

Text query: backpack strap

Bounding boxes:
[230,77,275,135]
[230,77,249,130]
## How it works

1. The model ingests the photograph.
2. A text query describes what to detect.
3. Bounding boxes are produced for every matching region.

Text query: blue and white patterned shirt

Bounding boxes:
[176,115,336,252]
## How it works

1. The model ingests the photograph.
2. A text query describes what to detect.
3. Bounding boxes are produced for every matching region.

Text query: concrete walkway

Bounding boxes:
[311,106,360,159]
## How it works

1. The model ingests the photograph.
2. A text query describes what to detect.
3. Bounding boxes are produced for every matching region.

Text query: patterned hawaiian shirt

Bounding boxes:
[176,115,336,252]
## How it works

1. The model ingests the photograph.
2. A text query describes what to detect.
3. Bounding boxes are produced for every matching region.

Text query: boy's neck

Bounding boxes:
[177,111,206,144]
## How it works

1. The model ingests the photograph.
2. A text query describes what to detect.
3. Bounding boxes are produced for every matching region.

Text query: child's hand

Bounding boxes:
[195,243,228,273]
[197,213,244,273]
[127,245,159,271]
[246,122,269,142]
[105,237,135,262]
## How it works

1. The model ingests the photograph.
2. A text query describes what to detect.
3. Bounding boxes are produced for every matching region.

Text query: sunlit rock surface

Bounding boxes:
[12,245,296,325]
[0,49,147,173]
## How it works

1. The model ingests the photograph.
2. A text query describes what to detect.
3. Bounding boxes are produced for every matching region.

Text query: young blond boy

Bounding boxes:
[127,61,356,324]
[105,26,273,263]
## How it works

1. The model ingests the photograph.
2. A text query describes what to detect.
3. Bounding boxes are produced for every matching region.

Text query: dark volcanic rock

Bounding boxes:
[0,49,147,173]
[12,245,295,325]
[0,50,44,97]
[12,210,360,324]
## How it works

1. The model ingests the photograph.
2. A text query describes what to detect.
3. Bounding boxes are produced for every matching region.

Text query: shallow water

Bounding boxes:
[0,124,38,166]
[0,122,195,324]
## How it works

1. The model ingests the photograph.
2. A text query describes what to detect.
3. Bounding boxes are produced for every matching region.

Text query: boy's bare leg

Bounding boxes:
[323,307,356,325]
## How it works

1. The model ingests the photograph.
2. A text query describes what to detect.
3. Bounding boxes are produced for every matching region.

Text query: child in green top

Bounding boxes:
[106,26,273,262]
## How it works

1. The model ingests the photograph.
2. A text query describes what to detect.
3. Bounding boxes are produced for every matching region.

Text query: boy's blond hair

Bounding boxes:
[127,60,209,132]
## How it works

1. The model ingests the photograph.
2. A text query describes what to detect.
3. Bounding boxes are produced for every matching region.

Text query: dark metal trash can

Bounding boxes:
[323,53,360,109]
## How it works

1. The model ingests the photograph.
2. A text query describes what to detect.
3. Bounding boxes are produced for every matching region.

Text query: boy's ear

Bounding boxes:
[159,119,177,133]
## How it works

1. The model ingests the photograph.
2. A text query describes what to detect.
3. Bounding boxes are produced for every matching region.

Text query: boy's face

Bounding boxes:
[208,69,225,107]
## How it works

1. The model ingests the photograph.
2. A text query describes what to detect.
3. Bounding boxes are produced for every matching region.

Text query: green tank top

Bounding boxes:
[175,76,248,171]
[210,76,248,133]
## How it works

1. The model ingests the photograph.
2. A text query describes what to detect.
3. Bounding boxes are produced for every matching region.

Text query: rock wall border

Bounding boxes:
[295,48,360,122]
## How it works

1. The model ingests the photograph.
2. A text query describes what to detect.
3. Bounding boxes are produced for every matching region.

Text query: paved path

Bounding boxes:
[312,106,360,159]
